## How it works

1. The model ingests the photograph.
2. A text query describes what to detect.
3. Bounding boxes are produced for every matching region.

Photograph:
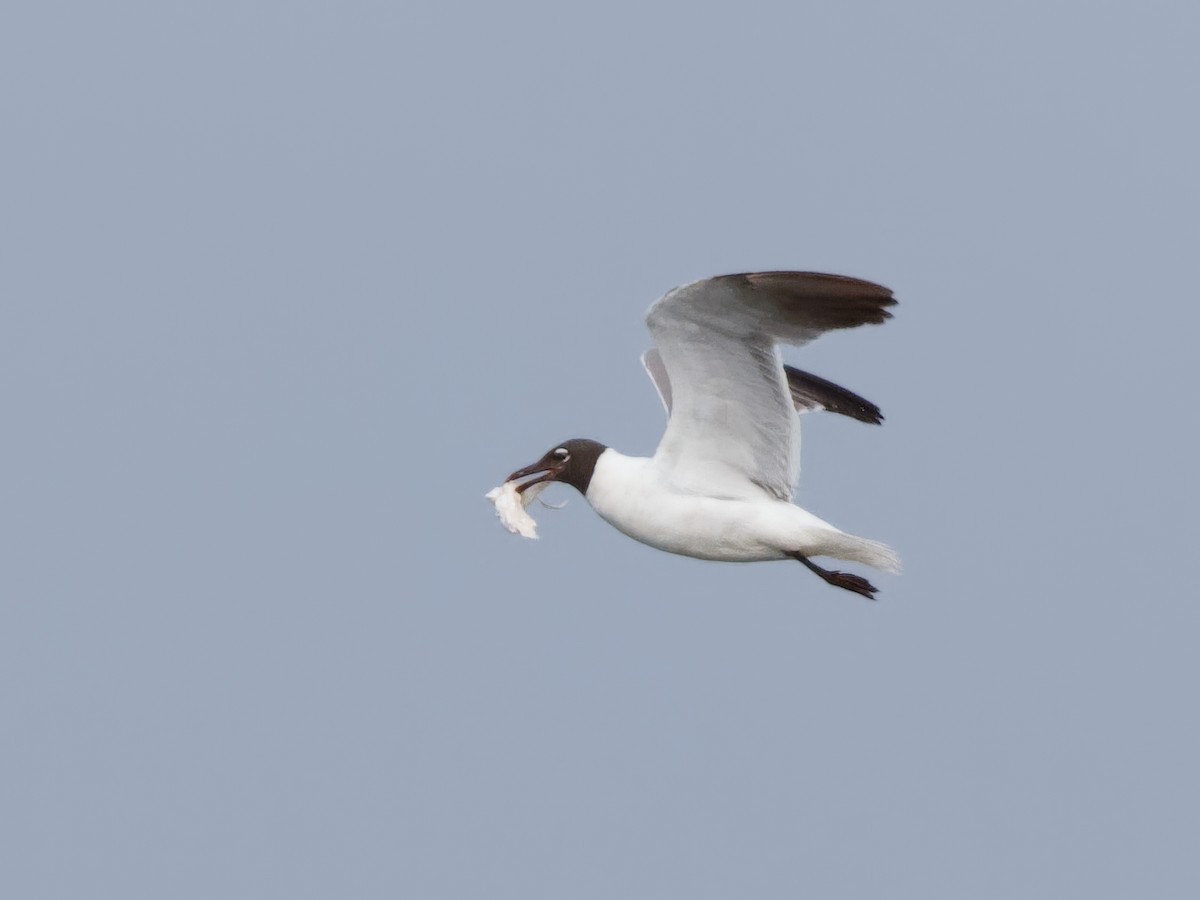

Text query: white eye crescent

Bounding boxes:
[553,447,569,460]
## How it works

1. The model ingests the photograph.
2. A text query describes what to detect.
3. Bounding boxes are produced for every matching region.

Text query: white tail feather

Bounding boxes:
[819,532,902,574]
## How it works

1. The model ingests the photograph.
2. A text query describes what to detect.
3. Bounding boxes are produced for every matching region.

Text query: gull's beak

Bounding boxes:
[506,453,566,493]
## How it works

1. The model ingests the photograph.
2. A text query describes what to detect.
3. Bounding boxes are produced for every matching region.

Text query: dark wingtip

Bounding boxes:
[784,365,884,425]
[739,271,897,331]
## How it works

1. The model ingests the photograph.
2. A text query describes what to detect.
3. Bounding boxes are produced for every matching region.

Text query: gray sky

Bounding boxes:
[4,1,1198,897]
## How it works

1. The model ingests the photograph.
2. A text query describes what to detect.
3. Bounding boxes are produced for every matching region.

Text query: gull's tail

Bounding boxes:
[819,532,902,574]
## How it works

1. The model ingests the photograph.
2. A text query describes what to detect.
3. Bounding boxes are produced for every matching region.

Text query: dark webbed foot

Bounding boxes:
[791,552,880,600]
[821,570,878,600]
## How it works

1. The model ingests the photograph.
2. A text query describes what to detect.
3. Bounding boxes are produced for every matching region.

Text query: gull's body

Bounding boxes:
[585,451,873,564]
[501,271,900,598]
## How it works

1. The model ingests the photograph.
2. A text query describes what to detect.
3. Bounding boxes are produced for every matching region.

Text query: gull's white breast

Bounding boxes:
[583,449,843,562]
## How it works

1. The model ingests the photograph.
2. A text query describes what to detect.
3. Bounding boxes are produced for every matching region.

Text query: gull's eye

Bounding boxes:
[553,447,569,460]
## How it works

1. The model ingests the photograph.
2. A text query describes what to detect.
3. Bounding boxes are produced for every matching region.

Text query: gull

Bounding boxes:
[501,272,900,599]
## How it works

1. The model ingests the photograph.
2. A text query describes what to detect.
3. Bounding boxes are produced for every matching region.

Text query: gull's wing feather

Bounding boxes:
[644,272,894,501]
[641,349,672,415]
[783,365,884,425]
[645,349,883,426]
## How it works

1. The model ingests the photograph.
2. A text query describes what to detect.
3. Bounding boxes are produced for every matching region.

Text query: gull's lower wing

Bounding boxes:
[783,366,883,425]
[641,348,672,415]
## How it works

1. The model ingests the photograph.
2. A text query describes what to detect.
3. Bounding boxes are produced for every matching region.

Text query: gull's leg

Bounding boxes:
[790,552,879,600]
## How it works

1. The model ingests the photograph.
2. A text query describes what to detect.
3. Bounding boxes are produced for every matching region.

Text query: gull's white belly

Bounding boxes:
[585,452,837,562]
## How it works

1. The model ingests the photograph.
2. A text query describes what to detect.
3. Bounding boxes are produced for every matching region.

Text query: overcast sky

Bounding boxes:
[4,2,1199,898]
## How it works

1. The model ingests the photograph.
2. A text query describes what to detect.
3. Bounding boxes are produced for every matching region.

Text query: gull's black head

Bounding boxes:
[506,438,607,495]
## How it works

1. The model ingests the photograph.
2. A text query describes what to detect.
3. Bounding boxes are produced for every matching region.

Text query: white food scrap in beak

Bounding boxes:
[485,480,549,539]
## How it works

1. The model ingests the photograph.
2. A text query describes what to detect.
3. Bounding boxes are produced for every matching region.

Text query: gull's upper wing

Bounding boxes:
[644,272,895,501]
[645,348,884,426]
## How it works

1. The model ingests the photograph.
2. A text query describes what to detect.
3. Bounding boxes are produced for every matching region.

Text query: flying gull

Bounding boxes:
[493,271,900,599]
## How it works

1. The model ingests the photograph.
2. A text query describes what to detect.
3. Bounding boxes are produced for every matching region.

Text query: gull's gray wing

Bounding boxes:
[644,272,895,501]
[641,348,673,415]
[645,348,883,426]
